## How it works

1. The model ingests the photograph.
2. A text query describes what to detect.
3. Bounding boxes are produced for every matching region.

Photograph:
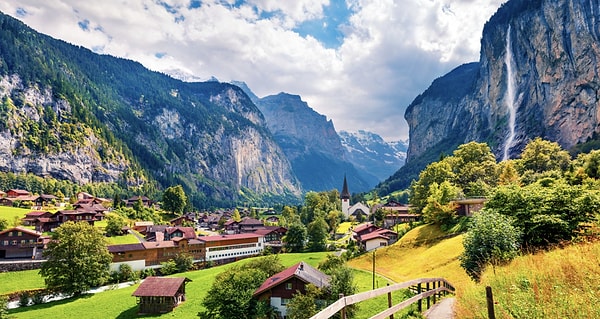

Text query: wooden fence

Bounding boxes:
[309,277,455,319]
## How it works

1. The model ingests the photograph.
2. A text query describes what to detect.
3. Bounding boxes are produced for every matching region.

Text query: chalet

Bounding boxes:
[0,190,38,206]
[239,217,264,233]
[169,215,194,227]
[0,227,46,259]
[76,191,95,201]
[265,215,280,224]
[358,228,398,251]
[352,223,380,239]
[6,189,30,198]
[125,195,153,208]
[21,211,53,226]
[0,191,5,198]
[54,210,98,225]
[223,219,240,234]
[253,226,286,252]
[132,277,191,314]
[452,197,487,217]
[253,262,330,317]
[352,223,398,252]
[383,213,420,228]
[34,194,58,207]
[164,227,197,241]
[133,221,154,232]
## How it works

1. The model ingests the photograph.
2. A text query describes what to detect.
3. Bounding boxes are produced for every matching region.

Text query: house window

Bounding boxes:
[281,298,290,305]
[2,240,7,246]
[285,283,293,290]
[17,232,22,236]
[11,240,17,246]
[20,240,26,245]
[8,232,12,237]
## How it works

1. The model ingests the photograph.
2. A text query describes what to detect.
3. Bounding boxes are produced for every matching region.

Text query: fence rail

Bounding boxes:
[309,277,455,319]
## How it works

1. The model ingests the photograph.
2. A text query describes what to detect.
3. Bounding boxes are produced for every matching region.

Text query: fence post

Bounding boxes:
[387,283,394,319]
[426,282,431,309]
[486,286,496,319]
[339,293,346,319]
[417,282,422,312]
[433,281,437,304]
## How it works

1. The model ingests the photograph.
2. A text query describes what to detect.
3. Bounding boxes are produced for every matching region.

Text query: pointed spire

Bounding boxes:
[341,175,350,199]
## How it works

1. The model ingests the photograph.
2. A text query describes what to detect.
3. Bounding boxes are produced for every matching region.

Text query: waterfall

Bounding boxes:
[503,25,517,161]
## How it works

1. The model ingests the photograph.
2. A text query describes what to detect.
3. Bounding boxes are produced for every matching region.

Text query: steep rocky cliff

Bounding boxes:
[253,92,372,192]
[406,0,600,163]
[0,12,301,205]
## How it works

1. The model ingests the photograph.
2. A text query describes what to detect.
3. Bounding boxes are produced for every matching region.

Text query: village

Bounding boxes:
[0,181,488,317]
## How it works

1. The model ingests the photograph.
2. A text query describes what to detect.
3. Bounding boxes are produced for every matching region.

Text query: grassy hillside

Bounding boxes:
[456,241,600,318]
[349,223,600,318]
[348,224,470,288]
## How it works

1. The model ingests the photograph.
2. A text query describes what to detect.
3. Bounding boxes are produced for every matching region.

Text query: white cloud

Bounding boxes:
[0,0,505,141]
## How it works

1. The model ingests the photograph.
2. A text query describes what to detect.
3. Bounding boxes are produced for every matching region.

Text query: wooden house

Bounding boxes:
[253,262,330,318]
[34,194,58,207]
[125,195,153,208]
[132,277,191,314]
[0,227,46,259]
[239,217,264,233]
[6,189,30,198]
[358,228,398,251]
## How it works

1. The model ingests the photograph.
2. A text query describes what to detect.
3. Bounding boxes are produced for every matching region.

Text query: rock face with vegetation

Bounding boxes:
[380,0,600,194]
[407,0,600,161]
[0,12,300,206]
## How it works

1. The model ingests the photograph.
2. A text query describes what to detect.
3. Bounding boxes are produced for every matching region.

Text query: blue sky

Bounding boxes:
[0,0,505,141]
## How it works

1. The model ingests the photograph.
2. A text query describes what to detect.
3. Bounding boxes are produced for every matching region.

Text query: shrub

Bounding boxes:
[160,260,178,275]
[460,210,521,281]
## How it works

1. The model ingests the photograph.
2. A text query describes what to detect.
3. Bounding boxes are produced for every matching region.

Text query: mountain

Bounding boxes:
[377,0,600,194]
[0,12,301,206]
[338,130,407,183]
[236,83,372,193]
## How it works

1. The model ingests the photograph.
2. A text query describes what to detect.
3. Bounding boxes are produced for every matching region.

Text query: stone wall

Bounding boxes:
[0,260,44,272]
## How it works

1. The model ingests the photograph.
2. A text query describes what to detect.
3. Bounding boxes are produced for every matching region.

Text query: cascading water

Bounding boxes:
[503,25,517,161]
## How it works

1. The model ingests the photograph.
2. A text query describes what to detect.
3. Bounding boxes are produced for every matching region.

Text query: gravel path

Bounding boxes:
[423,297,455,319]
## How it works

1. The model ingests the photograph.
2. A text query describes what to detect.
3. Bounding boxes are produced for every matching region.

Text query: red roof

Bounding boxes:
[25,211,50,217]
[0,227,41,237]
[360,229,397,242]
[166,227,197,239]
[132,277,189,297]
[253,262,330,297]
[199,233,261,242]
[240,217,263,226]
[353,223,376,233]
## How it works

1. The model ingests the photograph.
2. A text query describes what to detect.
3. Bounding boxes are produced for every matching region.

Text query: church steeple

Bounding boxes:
[341,175,350,217]
[341,175,351,199]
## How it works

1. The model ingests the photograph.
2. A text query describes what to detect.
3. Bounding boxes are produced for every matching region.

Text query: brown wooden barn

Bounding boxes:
[132,277,191,314]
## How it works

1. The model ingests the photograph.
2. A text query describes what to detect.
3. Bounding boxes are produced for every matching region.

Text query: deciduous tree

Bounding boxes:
[284,222,307,253]
[162,185,187,215]
[40,221,112,296]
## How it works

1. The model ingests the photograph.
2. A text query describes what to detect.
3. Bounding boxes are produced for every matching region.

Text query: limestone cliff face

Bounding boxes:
[0,75,129,183]
[255,93,372,192]
[406,0,600,162]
